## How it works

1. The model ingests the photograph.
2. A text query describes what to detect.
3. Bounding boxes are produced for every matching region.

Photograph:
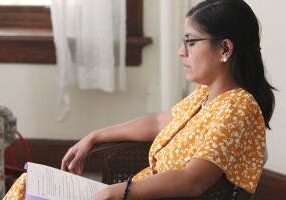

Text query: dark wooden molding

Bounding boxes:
[0,6,52,29]
[5,139,286,200]
[0,0,152,66]
[126,0,143,36]
[127,36,152,65]
[0,31,151,65]
[0,29,56,64]
[5,139,103,173]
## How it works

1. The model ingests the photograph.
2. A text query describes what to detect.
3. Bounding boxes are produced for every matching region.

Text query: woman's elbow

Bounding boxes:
[187,182,206,197]
[185,175,212,197]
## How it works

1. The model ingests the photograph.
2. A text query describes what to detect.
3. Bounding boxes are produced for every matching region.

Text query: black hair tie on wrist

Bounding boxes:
[123,177,132,200]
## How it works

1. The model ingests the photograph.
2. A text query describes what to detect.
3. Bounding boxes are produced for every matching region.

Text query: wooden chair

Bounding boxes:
[91,142,254,200]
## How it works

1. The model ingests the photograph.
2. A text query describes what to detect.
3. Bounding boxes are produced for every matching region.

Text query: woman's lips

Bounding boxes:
[183,65,192,71]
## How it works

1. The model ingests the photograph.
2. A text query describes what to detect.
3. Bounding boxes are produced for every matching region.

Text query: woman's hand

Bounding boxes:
[93,184,124,200]
[93,187,112,200]
[61,134,94,174]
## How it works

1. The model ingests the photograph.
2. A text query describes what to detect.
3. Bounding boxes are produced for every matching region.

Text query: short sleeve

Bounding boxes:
[192,98,266,193]
[132,167,153,182]
[3,173,27,200]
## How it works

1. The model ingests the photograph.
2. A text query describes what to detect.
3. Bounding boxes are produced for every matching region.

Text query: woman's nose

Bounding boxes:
[178,44,186,57]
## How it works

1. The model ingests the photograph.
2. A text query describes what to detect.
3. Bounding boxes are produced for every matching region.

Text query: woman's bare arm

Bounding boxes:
[94,158,223,200]
[91,110,172,143]
[61,111,172,173]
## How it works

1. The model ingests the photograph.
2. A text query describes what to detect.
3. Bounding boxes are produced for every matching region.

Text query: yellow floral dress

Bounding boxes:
[3,85,266,199]
[2,173,26,200]
[133,85,266,193]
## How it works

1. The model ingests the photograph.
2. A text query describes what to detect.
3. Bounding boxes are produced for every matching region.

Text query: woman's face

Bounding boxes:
[178,18,224,85]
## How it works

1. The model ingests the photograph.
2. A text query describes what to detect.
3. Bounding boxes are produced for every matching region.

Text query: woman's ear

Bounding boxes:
[219,39,233,63]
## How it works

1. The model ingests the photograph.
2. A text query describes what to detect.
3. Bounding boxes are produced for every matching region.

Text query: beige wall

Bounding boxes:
[244,0,286,175]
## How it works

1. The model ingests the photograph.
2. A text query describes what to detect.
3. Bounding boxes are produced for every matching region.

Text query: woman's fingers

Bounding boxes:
[68,153,84,174]
[61,139,91,174]
[61,148,76,171]
[76,164,83,175]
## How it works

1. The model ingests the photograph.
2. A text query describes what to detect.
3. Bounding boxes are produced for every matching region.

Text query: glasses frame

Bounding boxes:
[182,37,222,56]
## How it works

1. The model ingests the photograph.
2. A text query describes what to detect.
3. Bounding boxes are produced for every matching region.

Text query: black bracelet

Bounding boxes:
[123,177,132,200]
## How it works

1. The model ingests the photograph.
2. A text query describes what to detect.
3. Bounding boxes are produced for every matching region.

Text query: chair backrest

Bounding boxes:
[93,142,253,200]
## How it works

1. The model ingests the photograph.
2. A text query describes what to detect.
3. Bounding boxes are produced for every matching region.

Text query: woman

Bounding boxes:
[4,0,275,199]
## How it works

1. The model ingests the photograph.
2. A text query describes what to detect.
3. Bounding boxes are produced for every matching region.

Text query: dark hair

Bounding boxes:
[186,0,276,129]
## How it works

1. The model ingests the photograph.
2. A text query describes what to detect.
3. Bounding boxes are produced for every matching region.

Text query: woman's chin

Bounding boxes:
[185,73,196,82]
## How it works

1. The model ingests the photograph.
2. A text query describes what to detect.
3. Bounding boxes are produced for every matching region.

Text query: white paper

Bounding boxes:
[26,162,108,200]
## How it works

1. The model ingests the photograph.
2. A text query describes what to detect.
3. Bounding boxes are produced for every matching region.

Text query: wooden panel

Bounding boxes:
[0,0,152,66]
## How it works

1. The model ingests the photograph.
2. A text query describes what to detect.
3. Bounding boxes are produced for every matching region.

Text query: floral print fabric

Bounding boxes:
[133,85,265,193]
[2,173,26,200]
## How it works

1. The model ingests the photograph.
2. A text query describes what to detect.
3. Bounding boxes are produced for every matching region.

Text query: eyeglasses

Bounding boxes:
[182,37,221,56]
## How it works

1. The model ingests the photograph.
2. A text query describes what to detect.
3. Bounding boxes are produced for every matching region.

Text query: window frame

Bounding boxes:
[0,0,152,66]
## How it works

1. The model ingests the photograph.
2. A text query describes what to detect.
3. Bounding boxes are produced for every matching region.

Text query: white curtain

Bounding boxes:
[50,0,126,120]
[159,0,191,110]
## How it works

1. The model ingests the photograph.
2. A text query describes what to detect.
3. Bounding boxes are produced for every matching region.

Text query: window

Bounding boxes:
[0,0,151,66]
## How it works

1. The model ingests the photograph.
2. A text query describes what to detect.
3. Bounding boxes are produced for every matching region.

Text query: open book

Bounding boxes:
[25,162,108,200]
